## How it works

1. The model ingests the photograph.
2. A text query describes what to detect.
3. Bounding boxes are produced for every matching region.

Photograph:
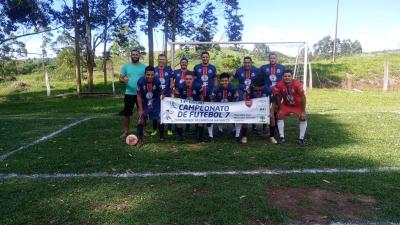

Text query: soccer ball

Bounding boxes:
[126,134,138,146]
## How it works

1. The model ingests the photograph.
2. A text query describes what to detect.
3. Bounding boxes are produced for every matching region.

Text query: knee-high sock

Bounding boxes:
[242,127,247,137]
[152,120,157,131]
[277,120,284,138]
[137,124,144,140]
[235,124,242,137]
[269,125,276,137]
[208,124,214,138]
[159,123,164,137]
[299,121,307,140]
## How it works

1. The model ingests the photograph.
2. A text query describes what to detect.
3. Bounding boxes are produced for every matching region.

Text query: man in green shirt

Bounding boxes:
[120,49,146,137]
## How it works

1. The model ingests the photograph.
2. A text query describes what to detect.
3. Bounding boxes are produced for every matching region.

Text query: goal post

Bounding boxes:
[169,41,310,90]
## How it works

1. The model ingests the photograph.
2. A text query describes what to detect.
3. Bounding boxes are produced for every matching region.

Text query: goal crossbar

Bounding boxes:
[169,41,309,90]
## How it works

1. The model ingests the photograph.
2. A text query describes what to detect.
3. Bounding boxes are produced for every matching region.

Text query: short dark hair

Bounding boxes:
[201,51,209,57]
[253,74,265,87]
[283,69,293,75]
[158,54,166,58]
[244,56,252,61]
[131,49,140,54]
[220,72,230,80]
[269,52,277,58]
[185,71,194,77]
[180,57,188,63]
[145,66,155,73]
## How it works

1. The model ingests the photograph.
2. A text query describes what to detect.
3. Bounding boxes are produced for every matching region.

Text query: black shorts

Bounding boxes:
[124,94,138,117]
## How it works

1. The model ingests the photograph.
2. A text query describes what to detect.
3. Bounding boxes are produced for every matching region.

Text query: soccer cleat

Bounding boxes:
[241,136,247,144]
[235,137,241,143]
[269,137,278,144]
[175,135,184,142]
[167,130,173,136]
[135,139,144,148]
[297,138,305,146]
[278,137,286,144]
[150,130,158,136]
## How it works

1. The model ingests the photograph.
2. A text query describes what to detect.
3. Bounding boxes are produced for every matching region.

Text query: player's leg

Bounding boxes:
[234,123,242,143]
[197,124,204,142]
[151,120,158,136]
[277,105,291,144]
[122,94,134,138]
[136,114,147,147]
[150,111,164,141]
[206,124,214,142]
[295,108,307,146]
[175,124,184,141]
[269,105,278,144]
[241,124,248,144]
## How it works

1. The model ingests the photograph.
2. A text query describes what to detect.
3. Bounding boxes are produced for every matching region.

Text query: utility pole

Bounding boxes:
[332,0,339,62]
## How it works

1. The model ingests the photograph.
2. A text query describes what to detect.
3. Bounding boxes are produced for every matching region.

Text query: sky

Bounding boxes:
[20,0,400,58]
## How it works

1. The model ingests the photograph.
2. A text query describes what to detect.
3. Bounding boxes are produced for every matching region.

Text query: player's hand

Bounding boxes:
[161,94,165,100]
[122,77,129,83]
[300,111,307,121]
[138,109,144,116]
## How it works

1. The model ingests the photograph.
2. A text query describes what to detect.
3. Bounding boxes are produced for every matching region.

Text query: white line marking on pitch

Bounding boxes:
[0,117,93,161]
[1,167,400,179]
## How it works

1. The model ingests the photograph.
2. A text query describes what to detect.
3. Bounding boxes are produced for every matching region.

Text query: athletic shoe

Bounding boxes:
[241,136,247,144]
[175,135,184,142]
[278,137,285,144]
[297,138,305,146]
[135,139,144,148]
[269,137,278,144]
[205,136,213,142]
[235,137,241,143]
[167,130,173,136]
[150,130,158,136]
[159,135,165,141]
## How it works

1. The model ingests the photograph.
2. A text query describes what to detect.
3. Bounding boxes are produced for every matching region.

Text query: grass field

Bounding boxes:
[1,88,400,225]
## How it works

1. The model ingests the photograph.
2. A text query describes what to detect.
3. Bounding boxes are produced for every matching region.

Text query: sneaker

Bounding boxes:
[175,135,184,142]
[159,135,165,141]
[135,139,144,148]
[241,136,247,144]
[278,137,285,144]
[269,137,278,144]
[297,138,305,146]
[235,137,241,143]
[150,130,158,136]
[167,130,173,136]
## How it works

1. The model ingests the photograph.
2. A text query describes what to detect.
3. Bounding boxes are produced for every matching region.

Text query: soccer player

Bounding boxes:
[119,49,146,138]
[135,66,164,147]
[233,56,261,135]
[155,54,174,137]
[174,71,202,141]
[173,57,192,133]
[193,51,217,141]
[211,72,239,141]
[173,57,191,89]
[260,52,286,144]
[272,69,307,146]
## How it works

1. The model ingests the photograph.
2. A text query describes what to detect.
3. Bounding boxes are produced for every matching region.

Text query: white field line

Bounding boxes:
[1,167,400,180]
[0,117,93,161]
[0,117,76,120]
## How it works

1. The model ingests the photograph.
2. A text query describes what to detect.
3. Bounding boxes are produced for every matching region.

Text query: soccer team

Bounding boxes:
[120,50,307,148]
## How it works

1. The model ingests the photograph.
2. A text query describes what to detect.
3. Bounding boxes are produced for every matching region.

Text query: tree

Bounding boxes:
[253,43,270,60]
[192,2,218,51]
[110,25,146,57]
[223,0,244,42]
[313,35,362,60]
[73,0,82,94]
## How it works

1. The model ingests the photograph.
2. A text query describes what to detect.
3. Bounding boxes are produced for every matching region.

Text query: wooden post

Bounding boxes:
[303,42,308,91]
[110,61,116,95]
[45,70,51,97]
[383,59,389,91]
[308,62,313,90]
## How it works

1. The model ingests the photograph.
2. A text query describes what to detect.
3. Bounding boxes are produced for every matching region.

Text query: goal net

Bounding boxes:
[169,41,310,90]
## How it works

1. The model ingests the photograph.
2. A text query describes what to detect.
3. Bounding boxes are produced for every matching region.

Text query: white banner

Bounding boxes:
[161,97,270,124]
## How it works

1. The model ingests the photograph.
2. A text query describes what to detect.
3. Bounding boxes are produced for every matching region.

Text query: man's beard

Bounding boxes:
[131,57,139,63]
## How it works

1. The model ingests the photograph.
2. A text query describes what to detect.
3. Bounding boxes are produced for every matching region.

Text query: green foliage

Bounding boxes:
[222,54,241,71]
[313,35,363,60]
[52,47,76,80]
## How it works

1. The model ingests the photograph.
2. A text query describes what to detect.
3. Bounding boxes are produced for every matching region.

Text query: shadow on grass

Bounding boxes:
[1,173,400,225]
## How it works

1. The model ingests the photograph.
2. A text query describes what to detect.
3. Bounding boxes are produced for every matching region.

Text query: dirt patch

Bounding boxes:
[187,143,205,151]
[11,82,31,92]
[267,187,376,225]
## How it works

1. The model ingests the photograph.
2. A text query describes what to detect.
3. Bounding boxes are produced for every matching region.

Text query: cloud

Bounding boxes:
[355,29,400,52]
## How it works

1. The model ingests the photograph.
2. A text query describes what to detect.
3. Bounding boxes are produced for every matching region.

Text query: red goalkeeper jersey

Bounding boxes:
[273,80,304,107]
